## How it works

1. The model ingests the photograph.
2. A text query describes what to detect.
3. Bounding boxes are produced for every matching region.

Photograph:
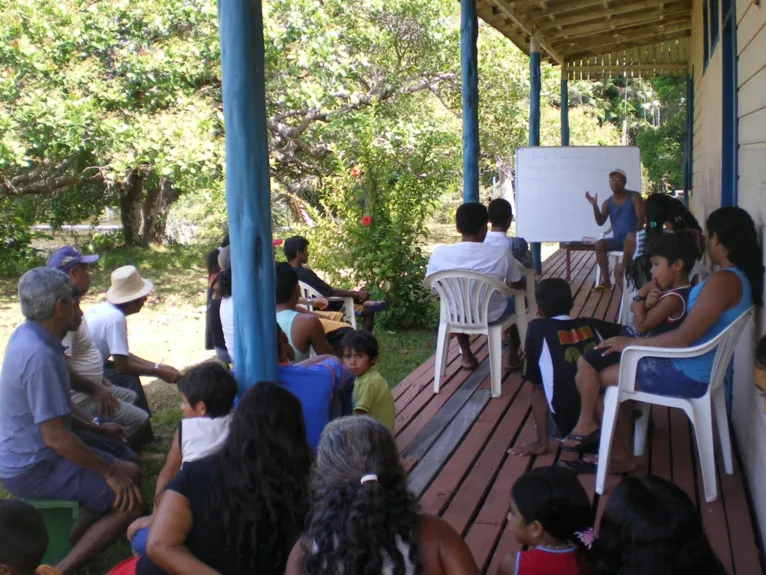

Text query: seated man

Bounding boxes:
[485,198,533,268]
[284,235,387,331]
[584,168,645,292]
[47,247,153,447]
[275,262,338,362]
[276,325,353,449]
[508,278,621,459]
[426,202,525,371]
[0,268,142,575]
[86,266,181,413]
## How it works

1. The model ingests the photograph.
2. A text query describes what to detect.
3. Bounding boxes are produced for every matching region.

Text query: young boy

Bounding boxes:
[0,500,58,575]
[342,330,395,432]
[563,231,698,455]
[509,278,621,457]
[127,362,237,556]
[485,198,533,268]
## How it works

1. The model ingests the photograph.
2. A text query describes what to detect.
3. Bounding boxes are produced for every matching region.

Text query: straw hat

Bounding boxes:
[106,266,154,305]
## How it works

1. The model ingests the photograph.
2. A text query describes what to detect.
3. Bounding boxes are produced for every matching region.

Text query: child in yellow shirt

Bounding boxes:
[342,330,395,431]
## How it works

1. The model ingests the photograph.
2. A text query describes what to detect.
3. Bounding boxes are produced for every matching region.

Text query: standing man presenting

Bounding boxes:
[585,168,645,292]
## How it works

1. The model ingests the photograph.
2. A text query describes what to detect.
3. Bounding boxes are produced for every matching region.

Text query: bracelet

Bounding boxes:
[154,362,160,370]
[633,295,647,302]
[92,417,102,426]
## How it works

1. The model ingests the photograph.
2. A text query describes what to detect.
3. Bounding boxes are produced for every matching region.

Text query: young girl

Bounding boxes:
[499,466,592,575]
[286,416,479,575]
[588,476,725,574]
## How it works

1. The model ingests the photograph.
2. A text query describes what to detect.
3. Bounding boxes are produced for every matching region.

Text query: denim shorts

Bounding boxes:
[489,296,517,326]
[1,448,116,515]
[636,357,708,399]
[604,236,627,251]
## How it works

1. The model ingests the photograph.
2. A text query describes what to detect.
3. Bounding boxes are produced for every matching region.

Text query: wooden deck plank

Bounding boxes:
[394,340,460,410]
[408,387,492,498]
[418,379,519,515]
[395,339,486,436]
[393,338,457,400]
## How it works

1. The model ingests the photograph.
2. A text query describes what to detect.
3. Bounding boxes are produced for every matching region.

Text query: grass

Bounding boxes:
[0,242,436,573]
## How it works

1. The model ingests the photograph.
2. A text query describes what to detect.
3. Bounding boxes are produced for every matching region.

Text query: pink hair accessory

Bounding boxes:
[575,527,595,549]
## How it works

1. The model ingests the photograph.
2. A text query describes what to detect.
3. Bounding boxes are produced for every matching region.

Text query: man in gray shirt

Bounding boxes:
[0,268,141,574]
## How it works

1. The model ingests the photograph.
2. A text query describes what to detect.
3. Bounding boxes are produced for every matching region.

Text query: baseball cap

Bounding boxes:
[217,245,231,270]
[609,168,627,180]
[46,246,100,272]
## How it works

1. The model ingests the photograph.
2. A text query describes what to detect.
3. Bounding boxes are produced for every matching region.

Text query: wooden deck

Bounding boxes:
[395,248,764,574]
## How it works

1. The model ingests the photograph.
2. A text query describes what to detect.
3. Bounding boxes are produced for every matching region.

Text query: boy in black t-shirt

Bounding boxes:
[509,278,621,457]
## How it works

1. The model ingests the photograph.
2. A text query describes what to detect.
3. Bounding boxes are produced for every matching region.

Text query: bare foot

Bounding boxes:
[508,442,549,456]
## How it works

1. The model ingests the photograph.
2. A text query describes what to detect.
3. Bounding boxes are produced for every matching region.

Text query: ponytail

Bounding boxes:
[707,207,764,306]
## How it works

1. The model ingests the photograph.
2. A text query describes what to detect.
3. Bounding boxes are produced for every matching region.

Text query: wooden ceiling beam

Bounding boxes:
[554,20,692,49]
[562,30,691,60]
[490,0,565,63]
[555,11,691,41]
[533,0,687,30]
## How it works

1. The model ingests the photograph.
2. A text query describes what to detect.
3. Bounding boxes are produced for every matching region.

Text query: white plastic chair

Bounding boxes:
[595,307,754,502]
[690,260,711,286]
[299,281,357,329]
[424,270,527,398]
[595,226,624,287]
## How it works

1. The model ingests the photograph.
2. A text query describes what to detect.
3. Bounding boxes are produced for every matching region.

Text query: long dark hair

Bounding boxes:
[209,381,313,574]
[589,476,725,575]
[707,206,764,306]
[511,467,593,553]
[627,194,675,288]
[303,416,422,575]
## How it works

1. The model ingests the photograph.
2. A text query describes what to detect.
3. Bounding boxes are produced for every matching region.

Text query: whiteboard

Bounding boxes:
[515,146,641,242]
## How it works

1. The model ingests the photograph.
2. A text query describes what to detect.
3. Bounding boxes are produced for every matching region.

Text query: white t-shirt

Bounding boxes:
[484,230,515,252]
[426,241,523,323]
[219,296,235,365]
[84,301,130,362]
[62,319,105,385]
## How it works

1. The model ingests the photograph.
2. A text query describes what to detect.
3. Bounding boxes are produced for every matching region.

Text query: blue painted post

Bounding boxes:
[461,0,480,203]
[217,0,277,395]
[529,33,542,274]
[560,66,570,147]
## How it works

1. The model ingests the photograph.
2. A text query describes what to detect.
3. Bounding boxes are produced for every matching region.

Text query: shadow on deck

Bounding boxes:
[395,248,763,574]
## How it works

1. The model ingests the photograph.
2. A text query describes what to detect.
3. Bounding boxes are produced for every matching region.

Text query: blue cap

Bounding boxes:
[46,246,100,272]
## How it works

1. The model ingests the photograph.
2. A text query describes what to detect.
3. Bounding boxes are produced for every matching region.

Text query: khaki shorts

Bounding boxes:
[71,385,149,437]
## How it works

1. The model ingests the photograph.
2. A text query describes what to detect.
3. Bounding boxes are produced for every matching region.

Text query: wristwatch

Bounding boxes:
[633,295,647,302]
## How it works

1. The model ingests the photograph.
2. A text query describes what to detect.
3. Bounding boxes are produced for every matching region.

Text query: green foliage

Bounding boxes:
[303,111,455,329]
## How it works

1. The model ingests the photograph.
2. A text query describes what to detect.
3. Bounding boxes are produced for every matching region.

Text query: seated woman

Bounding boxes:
[286,416,480,575]
[565,206,762,474]
[126,382,313,574]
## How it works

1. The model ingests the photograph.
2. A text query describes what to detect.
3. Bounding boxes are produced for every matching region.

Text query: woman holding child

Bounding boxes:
[564,206,763,473]
[135,382,313,574]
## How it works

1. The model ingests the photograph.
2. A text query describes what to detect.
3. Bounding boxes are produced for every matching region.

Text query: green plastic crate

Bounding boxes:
[27,500,79,565]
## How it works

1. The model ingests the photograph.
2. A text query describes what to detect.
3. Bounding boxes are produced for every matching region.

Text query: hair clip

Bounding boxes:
[575,527,595,549]
[650,221,658,228]
[360,474,378,484]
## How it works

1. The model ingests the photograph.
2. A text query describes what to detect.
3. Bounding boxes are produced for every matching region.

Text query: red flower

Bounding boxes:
[272,238,284,246]
[351,167,362,178]
[361,216,372,227]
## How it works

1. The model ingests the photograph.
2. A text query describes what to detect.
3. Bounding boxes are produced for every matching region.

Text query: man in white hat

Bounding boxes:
[584,168,645,291]
[86,266,181,413]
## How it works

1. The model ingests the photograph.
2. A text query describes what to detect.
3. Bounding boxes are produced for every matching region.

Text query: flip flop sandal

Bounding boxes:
[561,429,601,453]
[355,301,389,314]
[557,459,598,475]
[591,284,612,293]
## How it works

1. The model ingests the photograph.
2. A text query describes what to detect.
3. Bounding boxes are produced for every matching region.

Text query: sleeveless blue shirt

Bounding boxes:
[607,192,638,239]
[672,267,752,382]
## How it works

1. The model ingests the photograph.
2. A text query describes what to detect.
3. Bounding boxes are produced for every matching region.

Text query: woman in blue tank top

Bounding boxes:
[565,207,763,472]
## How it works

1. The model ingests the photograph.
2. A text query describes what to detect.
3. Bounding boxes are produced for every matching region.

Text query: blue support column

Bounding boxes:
[561,66,570,147]
[460,0,480,203]
[529,33,542,274]
[217,0,277,395]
